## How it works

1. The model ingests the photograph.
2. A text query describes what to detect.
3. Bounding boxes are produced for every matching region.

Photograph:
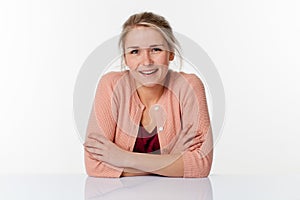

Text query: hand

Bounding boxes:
[166,124,204,154]
[84,133,129,168]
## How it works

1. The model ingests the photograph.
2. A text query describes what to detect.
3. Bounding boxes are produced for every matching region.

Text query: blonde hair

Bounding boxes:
[119,12,182,70]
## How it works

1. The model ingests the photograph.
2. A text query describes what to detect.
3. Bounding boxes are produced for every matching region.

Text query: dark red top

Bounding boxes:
[133,125,161,154]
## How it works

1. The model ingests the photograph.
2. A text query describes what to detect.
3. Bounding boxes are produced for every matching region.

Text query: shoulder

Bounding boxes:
[100,71,128,84]
[97,70,130,89]
[179,71,204,87]
[168,70,205,90]
[94,71,130,98]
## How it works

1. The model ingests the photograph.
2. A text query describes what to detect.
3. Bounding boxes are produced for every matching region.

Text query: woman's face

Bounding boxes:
[123,26,174,87]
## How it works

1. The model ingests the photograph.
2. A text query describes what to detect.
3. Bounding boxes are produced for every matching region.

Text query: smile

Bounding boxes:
[138,69,158,75]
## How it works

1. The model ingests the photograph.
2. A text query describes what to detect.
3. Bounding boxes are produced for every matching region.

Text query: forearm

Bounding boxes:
[124,152,184,177]
[85,150,124,178]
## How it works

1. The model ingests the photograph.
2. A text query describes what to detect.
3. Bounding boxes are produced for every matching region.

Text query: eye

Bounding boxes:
[151,48,162,53]
[130,49,139,54]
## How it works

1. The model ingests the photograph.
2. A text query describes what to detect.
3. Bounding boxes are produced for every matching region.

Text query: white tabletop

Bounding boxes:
[1,174,299,200]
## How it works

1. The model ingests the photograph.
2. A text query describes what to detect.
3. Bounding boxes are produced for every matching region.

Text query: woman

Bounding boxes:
[84,12,213,178]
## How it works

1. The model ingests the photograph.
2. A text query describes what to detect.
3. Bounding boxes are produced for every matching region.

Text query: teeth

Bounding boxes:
[139,69,157,75]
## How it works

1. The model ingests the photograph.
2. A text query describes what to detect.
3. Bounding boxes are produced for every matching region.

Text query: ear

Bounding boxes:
[169,52,175,61]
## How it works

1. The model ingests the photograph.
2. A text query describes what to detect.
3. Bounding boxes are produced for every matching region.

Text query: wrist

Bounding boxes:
[123,151,135,168]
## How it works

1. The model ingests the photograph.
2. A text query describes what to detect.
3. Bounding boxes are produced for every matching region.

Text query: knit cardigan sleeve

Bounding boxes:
[181,74,213,178]
[84,72,124,178]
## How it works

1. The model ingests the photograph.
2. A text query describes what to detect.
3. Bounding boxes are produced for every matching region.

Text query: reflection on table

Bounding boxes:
[1,174,299,200]
[85,175,213,200]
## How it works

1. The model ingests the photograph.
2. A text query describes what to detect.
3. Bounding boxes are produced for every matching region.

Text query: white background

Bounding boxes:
[0,0,299,175]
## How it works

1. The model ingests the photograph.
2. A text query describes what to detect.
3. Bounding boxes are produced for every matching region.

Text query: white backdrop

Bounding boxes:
[1,0,299,175]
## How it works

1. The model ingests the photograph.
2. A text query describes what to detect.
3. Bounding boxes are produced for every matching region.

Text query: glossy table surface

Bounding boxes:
[1,174,299,200]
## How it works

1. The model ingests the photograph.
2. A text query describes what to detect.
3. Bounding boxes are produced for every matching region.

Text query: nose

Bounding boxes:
[141,49,153,66]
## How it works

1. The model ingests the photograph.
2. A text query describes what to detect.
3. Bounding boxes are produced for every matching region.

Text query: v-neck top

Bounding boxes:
[133,125,161,154]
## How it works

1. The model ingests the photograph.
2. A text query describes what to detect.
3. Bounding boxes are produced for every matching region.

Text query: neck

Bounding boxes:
[136,84,164,108]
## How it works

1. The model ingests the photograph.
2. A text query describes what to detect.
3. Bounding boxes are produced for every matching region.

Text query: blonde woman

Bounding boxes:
[84,12,213,178]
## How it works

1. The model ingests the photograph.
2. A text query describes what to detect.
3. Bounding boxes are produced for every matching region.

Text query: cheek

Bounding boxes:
[124,56,138,70]
[155,52,171,65]
[156,55,169,66]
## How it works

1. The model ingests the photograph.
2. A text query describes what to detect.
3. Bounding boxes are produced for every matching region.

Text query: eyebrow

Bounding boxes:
[126,44,164,49]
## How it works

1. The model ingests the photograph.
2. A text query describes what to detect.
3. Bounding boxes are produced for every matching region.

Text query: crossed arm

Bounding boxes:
[84,124,202,177]
[85,72,213,178]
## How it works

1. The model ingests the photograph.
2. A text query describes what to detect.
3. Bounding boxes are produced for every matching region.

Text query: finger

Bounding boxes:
[88,132,106,138]
[167,124,194,154]
[182,138,197,148]
[85,147,104,155]
[183,135,204,149]
[170,130,194,153]
[84,139,98,147]
[178,124,193,141]
[192,135,205,144]
[88,134,106,142]
[90,153,104,161]
[184,129,204,142]
[83,138,102,147]
[187,129,202,137]
[182,123,193,134]
[84,139,105,149]
[188,143,202,151]
[88,134,108,144]
[187,135,204,148]
[182,131,200,145]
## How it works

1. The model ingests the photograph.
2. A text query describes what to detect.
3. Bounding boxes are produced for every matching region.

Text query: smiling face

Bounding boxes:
[123,26,174,87]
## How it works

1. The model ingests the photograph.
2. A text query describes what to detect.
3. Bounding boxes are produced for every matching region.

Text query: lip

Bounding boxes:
[138,69,158,75]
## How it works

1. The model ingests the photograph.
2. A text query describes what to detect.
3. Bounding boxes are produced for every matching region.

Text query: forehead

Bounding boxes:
[124,26,167,48]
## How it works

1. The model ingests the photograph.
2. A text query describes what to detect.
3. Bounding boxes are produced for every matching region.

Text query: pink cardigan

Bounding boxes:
[85,70,213,178]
